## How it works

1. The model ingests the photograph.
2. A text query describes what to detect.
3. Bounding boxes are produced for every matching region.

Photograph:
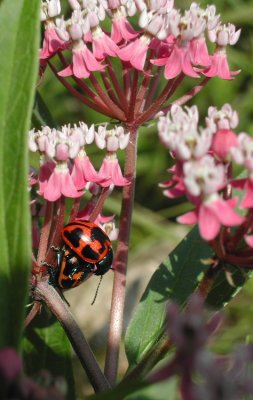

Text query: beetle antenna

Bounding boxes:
[91,276,103,305]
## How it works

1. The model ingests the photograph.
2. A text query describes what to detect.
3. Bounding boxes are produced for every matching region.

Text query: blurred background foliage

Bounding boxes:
[37,0,253,377]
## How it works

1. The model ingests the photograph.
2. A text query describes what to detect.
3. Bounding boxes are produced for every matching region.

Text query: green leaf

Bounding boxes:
[23,307,75,400]
[125,227,251,371]
[0,1,40,347]
[125,227,210,368]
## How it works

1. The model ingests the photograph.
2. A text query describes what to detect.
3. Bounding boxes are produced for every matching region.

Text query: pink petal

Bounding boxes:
[71,156,99,190]
[190,37,211,67]
[38,161,56,195]
[61,171,83,198]
[207,199,244,226]
[98,159,130,187]
[211,129,238,161]
[181,48,200,78]
[40,28,68,59]
[202,52,240,80]
[111,17,138,43]
[164,47,182,79]
[81,46,105,71]
[177,210,198,224]
[43,170,63,202]
[93,33,119,59]
[58,64,74,77]
[72,51,90,78]
[198,203,220,241]
[241,181,253,208]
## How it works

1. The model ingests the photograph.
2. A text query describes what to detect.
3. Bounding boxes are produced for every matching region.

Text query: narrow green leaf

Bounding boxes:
[125,227,210,368]
[23,308,75,400]
[125,227,251,370]
[0,0,40,347]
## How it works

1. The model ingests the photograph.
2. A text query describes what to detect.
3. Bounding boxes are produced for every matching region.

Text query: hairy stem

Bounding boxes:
[37,201,52,267]
[104,128,138,385]
[35,279,111,393]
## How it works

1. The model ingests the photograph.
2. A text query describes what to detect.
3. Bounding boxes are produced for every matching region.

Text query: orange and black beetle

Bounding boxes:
[48,220,113,290]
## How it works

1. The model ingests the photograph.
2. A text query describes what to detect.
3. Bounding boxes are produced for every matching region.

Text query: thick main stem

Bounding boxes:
[104,128,138,385]
[35,280,111,393]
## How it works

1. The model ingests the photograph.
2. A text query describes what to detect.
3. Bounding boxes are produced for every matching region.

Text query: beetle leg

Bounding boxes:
[50,245,62,252]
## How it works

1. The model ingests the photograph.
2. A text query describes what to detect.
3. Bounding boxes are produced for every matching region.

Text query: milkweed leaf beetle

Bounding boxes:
[46,220,113,290]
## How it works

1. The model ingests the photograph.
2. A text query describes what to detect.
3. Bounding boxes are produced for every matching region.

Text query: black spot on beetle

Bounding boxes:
[81,245,99,261]
[64,228,83,248]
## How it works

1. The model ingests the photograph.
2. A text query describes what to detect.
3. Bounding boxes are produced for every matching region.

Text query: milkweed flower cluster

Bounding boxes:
[29,122,129,245]
[158,103,253,254]
[39,0,241,125]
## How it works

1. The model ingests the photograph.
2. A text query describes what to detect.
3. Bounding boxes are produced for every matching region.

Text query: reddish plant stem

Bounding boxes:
[144,67,163,109]
[69,197,82,222]
[134,65,153,116]
[89,187,110,222]
[72,76,109,108]
[122,62,131,101]
[46,197,66,264]
[135,74,184,125]
[226,209,253,250]
[168,77,211,109]
[106,59,128,113]
[35,279,111,393]
[37,201,52,267]
[24,301,41,328]
[89,74,126,121]
[48,62,114,118]
[57,53,107,107]
[101,70,122,108]
[104,128,138,385]
[127,69,139,121]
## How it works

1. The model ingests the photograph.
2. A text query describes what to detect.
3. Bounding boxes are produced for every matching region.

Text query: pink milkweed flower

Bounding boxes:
[110,4,138,43]
[38,159,56,195]
[40,26,69,59]
[208,22,241,47]
[58,41,105,78]
[151,41,200,79]
[92,26,119,60]
[158,104,212,160]
[98,155,130,187]
[40,0,61,22]
[206,104,239,131]
[29,124,85,161]
[95,125,130,151]
[71,150,100,190]
[178,196,244,241]
[183,155,226,198]
[160,164,186,199]
[230,133,253,173]
[42,162,83,202]
[200,49,240,80]
[200,23,241,80]
[118,34,152,71]
[190,36,211,67]
[211,128,238,162]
